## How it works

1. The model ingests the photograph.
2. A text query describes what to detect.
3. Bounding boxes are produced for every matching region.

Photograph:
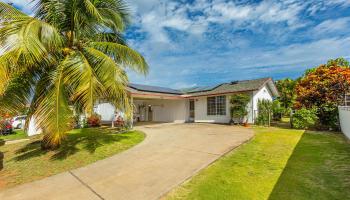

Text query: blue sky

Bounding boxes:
[4,0,350,88]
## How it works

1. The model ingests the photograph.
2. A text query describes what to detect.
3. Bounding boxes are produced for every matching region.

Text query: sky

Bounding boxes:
[3,0,350,88]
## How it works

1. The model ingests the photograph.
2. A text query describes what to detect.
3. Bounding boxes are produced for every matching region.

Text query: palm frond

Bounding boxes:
[0,2,27,21]
[0,16,63,66]
[99,8,125,32]
[62,50,105,115]
[94,32,126,44]
[82,0,103,21]
[0,69,35,114]
[34,64,73,149]
[33,0,66,30]
[89,42,148,74]
[82,47,132,115]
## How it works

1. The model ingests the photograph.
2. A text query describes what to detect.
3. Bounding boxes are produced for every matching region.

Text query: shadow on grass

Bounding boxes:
[270,120,293,130]
[13,128,131,161]
[268,130,350,200]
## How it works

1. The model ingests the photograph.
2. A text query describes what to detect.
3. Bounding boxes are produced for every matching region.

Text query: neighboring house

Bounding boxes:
[94,77,279,124]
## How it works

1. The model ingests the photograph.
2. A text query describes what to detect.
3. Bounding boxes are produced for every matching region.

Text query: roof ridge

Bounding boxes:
[184,77,272,94]
[225,77,271,84]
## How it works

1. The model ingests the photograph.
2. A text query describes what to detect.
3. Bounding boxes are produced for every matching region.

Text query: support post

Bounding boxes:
[130,96,134,129]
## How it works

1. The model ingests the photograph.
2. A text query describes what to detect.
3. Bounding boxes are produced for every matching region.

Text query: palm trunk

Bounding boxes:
[41,134,60,150]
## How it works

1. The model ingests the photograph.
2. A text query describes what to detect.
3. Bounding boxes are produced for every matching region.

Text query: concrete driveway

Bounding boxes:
[0,123,254,200]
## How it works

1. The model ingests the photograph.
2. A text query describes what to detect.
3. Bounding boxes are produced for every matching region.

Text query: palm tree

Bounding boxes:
[0,1,148,149]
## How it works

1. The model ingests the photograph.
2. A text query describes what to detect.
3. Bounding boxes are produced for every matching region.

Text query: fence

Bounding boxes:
[339,106,350,139]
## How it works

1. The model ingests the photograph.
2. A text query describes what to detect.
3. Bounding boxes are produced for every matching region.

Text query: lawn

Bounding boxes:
[0,130,28,141]
[166,126,350,200]
[0,128,145,190]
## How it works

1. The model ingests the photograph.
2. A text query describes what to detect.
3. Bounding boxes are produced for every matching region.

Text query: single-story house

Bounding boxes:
[94,77,279,124]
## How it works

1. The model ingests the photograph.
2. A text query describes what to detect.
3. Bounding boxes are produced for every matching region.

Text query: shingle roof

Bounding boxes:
[185,78,272,96]
[128,83,183,95]
[128,77,275,96]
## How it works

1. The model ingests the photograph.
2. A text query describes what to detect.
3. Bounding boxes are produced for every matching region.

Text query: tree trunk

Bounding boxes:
[41,134,60,150]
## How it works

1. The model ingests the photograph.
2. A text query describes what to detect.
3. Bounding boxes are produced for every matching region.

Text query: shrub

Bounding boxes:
[87,114,101,127]
[230,93,251,124]
[292,108,318,129]
[272,100,283,121]
[256,99,272,126]
[318,103,339,130]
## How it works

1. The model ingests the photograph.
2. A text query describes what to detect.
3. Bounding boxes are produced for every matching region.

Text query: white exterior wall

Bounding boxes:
[94,99,188,123]
[193,86,273,124]
[339,106,350,139]
[134,99,187,123]
[194,95,231,123]
[94,103,116,121]
[251,85,274,123]
[27,117,42,136]
[246,92,255,124]
[94,83,275,124]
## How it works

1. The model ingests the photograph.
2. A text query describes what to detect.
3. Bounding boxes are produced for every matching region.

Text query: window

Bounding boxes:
[345,93,350,106]
[207,96,226,115]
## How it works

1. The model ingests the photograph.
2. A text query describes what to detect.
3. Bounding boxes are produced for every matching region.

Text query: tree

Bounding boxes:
[305,57,349,76]
[0,1,148,149]
[295,65,350,129]
[230,93,251,124]
[326,57,349,67]
[275,78,296,112]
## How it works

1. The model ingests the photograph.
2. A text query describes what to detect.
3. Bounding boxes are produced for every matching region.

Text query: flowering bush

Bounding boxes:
[295,65,350,129]
[87,114,101,127]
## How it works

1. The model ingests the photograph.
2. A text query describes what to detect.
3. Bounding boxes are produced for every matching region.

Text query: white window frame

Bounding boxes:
[207,95,226,116]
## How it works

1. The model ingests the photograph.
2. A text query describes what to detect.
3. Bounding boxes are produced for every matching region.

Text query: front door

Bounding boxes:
[189,100,195,122]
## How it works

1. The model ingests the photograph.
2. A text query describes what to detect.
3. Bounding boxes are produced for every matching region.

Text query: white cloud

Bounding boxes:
[307,0,350,15]
[125,0,350,87]
[4,0,350,87]
[128,35,350,87]
[207,0,305,29]
[129,0,311,48]
[313,17,350,35]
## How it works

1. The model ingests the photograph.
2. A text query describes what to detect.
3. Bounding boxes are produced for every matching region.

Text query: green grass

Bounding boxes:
[0,128,145,189]
[0,130,28,141]
[166,126,350,200]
